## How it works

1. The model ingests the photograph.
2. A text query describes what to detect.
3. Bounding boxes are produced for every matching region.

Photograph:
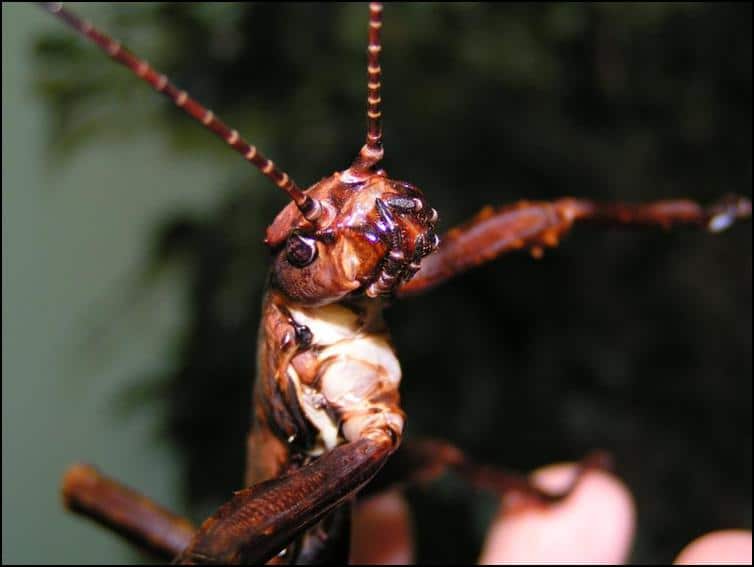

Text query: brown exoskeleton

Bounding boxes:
[42,2,752,564]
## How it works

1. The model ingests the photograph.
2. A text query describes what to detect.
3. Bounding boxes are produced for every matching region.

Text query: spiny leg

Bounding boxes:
[175,434,397,565]
[61,464,195,560]
[397,195,752,297]
[363,438,611,510]
[61,436,396,565]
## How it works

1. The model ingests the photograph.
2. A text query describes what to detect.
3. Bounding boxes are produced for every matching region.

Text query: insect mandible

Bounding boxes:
[35,2,752,564]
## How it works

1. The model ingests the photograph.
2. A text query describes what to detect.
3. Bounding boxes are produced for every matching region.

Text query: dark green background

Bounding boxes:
[4,3,751,563]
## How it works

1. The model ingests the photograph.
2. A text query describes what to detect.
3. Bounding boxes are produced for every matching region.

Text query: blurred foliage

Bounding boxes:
[34,3,751,563]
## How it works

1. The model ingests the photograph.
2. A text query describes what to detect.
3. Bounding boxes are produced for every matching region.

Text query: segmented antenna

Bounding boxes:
[352,2,384,171]
[39,3,324,225]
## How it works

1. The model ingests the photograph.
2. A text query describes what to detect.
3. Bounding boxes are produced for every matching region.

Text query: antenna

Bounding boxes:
[39,3,325,225]
[352,2,384,171]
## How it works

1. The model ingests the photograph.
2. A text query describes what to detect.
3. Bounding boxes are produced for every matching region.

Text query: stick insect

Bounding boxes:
[35,2,752,564]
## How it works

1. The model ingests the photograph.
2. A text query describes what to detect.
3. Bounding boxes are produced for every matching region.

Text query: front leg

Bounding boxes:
[60,433,397,565]
[175,431,398,565]
[397,195,751,297]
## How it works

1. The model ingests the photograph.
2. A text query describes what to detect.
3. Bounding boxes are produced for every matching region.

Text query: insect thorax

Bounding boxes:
[247,288,404,483]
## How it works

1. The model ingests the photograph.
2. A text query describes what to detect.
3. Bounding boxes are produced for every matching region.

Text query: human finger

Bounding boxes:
[479,463,636,564]
[349,490,414,565]
[673,529,752,565]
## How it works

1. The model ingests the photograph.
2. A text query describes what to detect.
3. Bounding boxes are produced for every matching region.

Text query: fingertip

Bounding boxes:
[674,529,752,565]
[350,490,414,565]
[479,463,636,564]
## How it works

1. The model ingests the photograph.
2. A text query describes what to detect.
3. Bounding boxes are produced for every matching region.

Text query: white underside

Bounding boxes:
[287,302,403,452]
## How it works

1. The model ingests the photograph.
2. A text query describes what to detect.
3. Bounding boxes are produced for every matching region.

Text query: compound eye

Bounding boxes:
[286,232,318,268]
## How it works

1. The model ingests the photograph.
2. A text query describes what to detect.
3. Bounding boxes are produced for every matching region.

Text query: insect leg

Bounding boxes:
[397,195,752,297]
[62,464,195,560]
[362,438,611,509]
[62,461,359,564]
[175,434,397,565]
